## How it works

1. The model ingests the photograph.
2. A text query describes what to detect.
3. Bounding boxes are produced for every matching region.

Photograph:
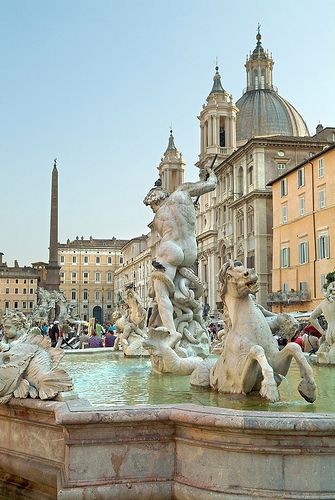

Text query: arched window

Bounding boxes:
[261,69,266,89]
[83,289,88,301]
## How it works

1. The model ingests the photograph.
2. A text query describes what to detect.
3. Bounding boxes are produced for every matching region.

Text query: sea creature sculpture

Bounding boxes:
[0,311,73,404]
[143,327,203,375]
[191,260,316,403]
[112,288,148,356]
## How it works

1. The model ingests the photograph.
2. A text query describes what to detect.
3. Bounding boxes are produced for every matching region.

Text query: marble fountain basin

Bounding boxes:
[0,351,334,499]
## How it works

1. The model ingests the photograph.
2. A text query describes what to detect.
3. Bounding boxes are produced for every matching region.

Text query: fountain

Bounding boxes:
[0,173,335,499]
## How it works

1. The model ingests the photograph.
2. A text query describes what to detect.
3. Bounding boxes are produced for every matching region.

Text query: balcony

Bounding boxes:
[267,290,311,305]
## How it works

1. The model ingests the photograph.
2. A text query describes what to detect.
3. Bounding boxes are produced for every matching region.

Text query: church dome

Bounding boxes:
[236,89,309,142]
[236,29,309,143]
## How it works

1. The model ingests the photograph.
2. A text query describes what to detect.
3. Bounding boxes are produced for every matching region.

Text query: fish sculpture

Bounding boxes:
[0,328,73,404]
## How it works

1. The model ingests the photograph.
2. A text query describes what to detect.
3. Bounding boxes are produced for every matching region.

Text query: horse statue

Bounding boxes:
[191,260,316,403]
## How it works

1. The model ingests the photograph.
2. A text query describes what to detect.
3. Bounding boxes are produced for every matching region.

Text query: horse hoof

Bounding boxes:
[260,381,280,403]
[298,379,316,403]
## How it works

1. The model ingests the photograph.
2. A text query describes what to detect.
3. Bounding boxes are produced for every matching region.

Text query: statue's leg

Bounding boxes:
[241,345,280,402]
[153,264,181,348]
[272,343,316,403]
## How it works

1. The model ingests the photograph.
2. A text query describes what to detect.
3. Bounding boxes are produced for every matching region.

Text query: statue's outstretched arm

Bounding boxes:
[178,168,217,197]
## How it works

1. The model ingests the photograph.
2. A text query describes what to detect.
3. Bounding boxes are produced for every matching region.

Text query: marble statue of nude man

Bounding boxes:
[143,165,217,347]
[309,281,335,362]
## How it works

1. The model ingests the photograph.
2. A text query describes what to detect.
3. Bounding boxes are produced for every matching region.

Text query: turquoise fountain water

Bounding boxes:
[61,352,335,413]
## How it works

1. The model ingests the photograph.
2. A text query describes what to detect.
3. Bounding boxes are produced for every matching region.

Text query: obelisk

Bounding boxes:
[45,159,61,291]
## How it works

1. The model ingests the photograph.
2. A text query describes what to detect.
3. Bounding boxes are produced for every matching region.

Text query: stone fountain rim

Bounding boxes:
[7,398,335,433]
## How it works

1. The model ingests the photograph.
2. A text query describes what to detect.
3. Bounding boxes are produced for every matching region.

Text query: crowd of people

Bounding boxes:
[31,320,118,350]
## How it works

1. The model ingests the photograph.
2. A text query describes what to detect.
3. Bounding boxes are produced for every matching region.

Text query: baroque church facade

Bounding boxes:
[196,31,332,310]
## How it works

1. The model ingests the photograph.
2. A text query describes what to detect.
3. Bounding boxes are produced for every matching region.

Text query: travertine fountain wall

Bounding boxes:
[0,398,334,499]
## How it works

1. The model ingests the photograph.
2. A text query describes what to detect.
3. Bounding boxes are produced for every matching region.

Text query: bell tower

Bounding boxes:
[198,65,238,167]
[158,129,185,193]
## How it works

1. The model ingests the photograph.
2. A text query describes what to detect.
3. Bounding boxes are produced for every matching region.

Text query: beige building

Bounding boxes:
[114,236,152,308]
[0,253,39,317]
[268,143,335,313]
[58,237,128,323]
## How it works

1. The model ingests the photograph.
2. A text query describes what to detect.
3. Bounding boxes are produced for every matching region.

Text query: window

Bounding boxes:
[60,272,65,283]
[248,166,253,185]
[71,272,77,284]
[15,279,19,284]
[5,301,9,309]
[84,256,89,264]
[95,291,100,301]
[120,257,123,264]
[298,241,309,264]
[108,256,112,265]
[247,206,254,235]
[280,247,290,268]
[96,256,101,265]
[318,158,324,178]
[282,283,289,293]
[5,288,9,294]
[236,210,244,236]
[319,189,326,209]
[29,301,33,309]
[297,167,305,188]
[107,290,113,301]
[60,255,65,263]
[30,279,33,284]
[71,289,77,301]
[107,272,113,283]
[280,178,287,197]
[22,301,27,309]
[29,288,33,294]
[72,256,77,264]
[83,272,89,283]
[299,282,308,292]
[95,272,101,283]
[14,288,19,294]
[14,301,18,309]
[282,205,287,224]
[299,197,305,216]
[318,233,329,259]
[83,289,88,301]
[277,163,286,170]
[23,288,27,294]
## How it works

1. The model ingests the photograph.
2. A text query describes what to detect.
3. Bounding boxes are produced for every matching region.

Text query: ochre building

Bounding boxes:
[269,143,335,313]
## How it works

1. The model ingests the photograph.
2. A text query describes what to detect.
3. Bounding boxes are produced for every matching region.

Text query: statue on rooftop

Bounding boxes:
[143,163,217,374]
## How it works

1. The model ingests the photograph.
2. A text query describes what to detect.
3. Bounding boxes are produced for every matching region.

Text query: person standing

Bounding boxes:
[49,321,60,348]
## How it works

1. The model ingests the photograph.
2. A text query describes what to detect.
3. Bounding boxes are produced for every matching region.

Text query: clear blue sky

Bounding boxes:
[1,0,334,265]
